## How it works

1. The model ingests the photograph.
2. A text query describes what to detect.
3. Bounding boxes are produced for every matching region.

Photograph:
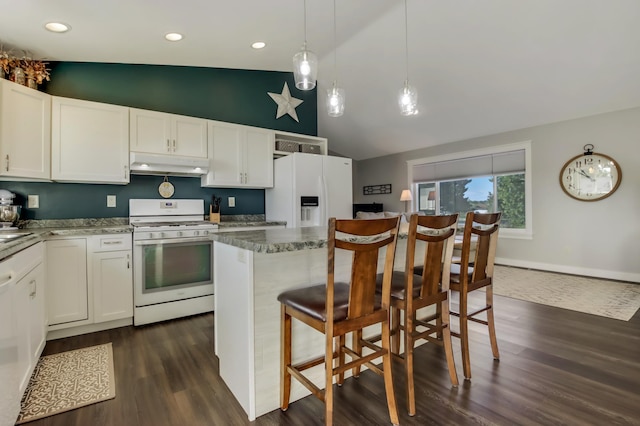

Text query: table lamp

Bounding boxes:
[400,189,413,212]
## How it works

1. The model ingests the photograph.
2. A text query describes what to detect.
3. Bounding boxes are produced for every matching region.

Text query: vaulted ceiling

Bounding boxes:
[2,0,639,160]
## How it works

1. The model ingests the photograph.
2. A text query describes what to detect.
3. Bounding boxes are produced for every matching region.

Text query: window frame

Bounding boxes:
[407,141,533,239]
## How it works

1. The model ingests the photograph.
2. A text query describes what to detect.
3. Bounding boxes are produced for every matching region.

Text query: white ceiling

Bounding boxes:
[1,0,640,161]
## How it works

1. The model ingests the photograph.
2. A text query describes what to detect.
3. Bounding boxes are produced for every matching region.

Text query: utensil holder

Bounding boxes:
[209,205,220,223]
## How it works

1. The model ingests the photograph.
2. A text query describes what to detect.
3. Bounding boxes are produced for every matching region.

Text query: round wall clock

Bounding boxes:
[559,144,621,201]
[158,176,175,198]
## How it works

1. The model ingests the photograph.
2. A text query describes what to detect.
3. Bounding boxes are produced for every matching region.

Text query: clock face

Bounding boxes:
[158,181,175,198]
[559,152,621,201]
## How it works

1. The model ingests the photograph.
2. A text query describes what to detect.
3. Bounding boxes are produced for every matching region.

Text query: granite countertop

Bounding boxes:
[211,224,414,254]
[216,221,286,229]
[211,227,330,253]
[1,215,285,261]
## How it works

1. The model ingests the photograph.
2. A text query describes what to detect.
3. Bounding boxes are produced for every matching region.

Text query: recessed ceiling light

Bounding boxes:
[251,41,266,49]
[165,33,183,42]
[44,22,71,33]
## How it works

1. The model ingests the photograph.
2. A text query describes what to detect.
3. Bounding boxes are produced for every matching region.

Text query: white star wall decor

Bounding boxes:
[268,82,303,122]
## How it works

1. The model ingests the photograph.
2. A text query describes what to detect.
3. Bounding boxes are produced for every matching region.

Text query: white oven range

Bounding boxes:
[130,199,218,326]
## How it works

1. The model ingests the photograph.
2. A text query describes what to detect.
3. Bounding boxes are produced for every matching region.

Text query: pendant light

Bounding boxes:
[399,0,418,116]
[327,0,345,117]
[293,0,317,91]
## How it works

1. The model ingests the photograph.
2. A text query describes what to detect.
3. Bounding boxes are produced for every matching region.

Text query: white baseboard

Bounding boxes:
[495,257,640,283]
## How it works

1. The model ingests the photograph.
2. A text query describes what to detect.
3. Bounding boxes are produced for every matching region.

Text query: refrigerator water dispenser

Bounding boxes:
[300,196,320,227]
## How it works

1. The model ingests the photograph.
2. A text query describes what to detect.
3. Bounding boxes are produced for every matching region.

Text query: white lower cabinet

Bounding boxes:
[46,238,89,326]
[91,236,133,323]
[46,234,133,337]
[0,242,46,425]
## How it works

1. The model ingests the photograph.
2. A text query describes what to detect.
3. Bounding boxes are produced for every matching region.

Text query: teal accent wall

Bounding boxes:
[3,175,264,220]
[1,62,318,220]
[43,62,317,133]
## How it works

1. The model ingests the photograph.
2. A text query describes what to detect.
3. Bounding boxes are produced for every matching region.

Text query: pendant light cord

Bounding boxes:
[303,0,308,46]
[404,0,409,83]
[333,0,337,80]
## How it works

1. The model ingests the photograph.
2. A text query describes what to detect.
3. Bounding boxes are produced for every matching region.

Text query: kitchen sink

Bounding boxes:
[0,232,33,243]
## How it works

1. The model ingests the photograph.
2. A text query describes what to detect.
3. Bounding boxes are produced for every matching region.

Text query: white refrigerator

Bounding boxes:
[265,153,353,228]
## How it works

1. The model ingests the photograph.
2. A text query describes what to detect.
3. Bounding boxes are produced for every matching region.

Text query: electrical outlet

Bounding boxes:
[107,195,117,208]
[28,195,39,208]
[228,196,235,208]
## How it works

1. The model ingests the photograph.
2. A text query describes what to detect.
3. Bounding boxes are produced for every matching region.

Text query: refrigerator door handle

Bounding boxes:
[320,174,329,225]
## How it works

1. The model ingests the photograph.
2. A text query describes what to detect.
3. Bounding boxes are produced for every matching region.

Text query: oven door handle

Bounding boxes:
[134,237,213,246]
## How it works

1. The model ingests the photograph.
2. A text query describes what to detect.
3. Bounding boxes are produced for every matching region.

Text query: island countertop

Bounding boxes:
[211,226,330,253]
[210,223,418,254]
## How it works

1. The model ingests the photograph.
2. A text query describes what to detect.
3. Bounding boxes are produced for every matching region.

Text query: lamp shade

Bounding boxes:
[293,46,317,91]
[400,189,413,201]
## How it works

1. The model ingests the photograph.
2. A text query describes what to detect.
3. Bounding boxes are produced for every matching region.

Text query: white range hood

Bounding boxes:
[130,152,209,176]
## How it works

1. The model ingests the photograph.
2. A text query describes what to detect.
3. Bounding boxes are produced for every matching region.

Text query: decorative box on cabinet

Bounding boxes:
[202,121,274,188]
[51,96,129,184]
[274,131,327,158]
[0,79,51,180]
[130,107,208,158]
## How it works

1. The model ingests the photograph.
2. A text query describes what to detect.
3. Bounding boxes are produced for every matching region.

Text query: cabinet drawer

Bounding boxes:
[93,234,132,252]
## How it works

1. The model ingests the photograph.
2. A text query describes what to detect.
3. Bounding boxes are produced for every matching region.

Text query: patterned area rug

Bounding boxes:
[16,343,116,424]
[492,265,640,321]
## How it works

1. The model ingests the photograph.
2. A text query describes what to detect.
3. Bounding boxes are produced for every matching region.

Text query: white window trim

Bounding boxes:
[407,141,532,240]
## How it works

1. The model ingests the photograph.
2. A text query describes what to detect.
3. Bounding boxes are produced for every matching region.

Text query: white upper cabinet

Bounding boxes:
[202,121,274,188]
[51,96,129,184]
[130,108,207,158]
[0,79,51,180]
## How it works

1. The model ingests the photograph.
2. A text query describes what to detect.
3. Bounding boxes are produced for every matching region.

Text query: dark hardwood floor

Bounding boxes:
[27,291,640,425]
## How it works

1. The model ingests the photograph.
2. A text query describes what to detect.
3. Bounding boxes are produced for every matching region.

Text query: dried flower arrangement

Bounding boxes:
[0,46,13,74]
[0,46,51,86]
[22,58,51,84]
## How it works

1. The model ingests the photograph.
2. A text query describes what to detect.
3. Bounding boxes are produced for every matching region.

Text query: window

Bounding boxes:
[408,142,532,238]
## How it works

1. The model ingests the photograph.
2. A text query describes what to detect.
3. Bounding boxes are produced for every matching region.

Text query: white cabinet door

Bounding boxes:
[15,262,45,394]
[27,263,46,366]
[0,262,20,425]
[92,250,133,323]
[46,238,89,326]
[129,108,173,155]
[244,128,274,188]
[130,108,207,158]
[173,115,208,157]
[203,121,244,187]
[202,121,274,188]
[52,97,129,184]
[0,79,51,180]
[13,272,31,394]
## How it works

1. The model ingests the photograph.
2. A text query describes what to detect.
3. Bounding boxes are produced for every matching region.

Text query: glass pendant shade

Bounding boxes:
[326,84,345,117]
[399,80,418,116]
[293,45,317,91]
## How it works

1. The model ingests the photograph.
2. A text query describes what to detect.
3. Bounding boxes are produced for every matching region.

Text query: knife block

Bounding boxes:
[209,205,220,223]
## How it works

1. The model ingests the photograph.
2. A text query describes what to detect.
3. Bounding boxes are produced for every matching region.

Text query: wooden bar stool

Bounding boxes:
[450,211,501,380]
[277,217,401,426]
[366,213,459,416]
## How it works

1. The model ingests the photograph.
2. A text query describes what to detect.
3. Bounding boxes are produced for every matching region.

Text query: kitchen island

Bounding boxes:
[211,225,419,421]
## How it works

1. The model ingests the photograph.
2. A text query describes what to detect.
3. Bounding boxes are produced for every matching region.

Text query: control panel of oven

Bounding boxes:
[134,228,218,241]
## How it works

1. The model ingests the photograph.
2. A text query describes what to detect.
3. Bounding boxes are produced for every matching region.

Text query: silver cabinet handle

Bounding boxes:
[239,172,243,183]
[5,154,9,171]
[244,172,248,183]
[127,253,130,269]
[167,139,171,152]
[103,241,122,245]
[172,139,176,152]
[124,165,128,179]
[29,279,36,298]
